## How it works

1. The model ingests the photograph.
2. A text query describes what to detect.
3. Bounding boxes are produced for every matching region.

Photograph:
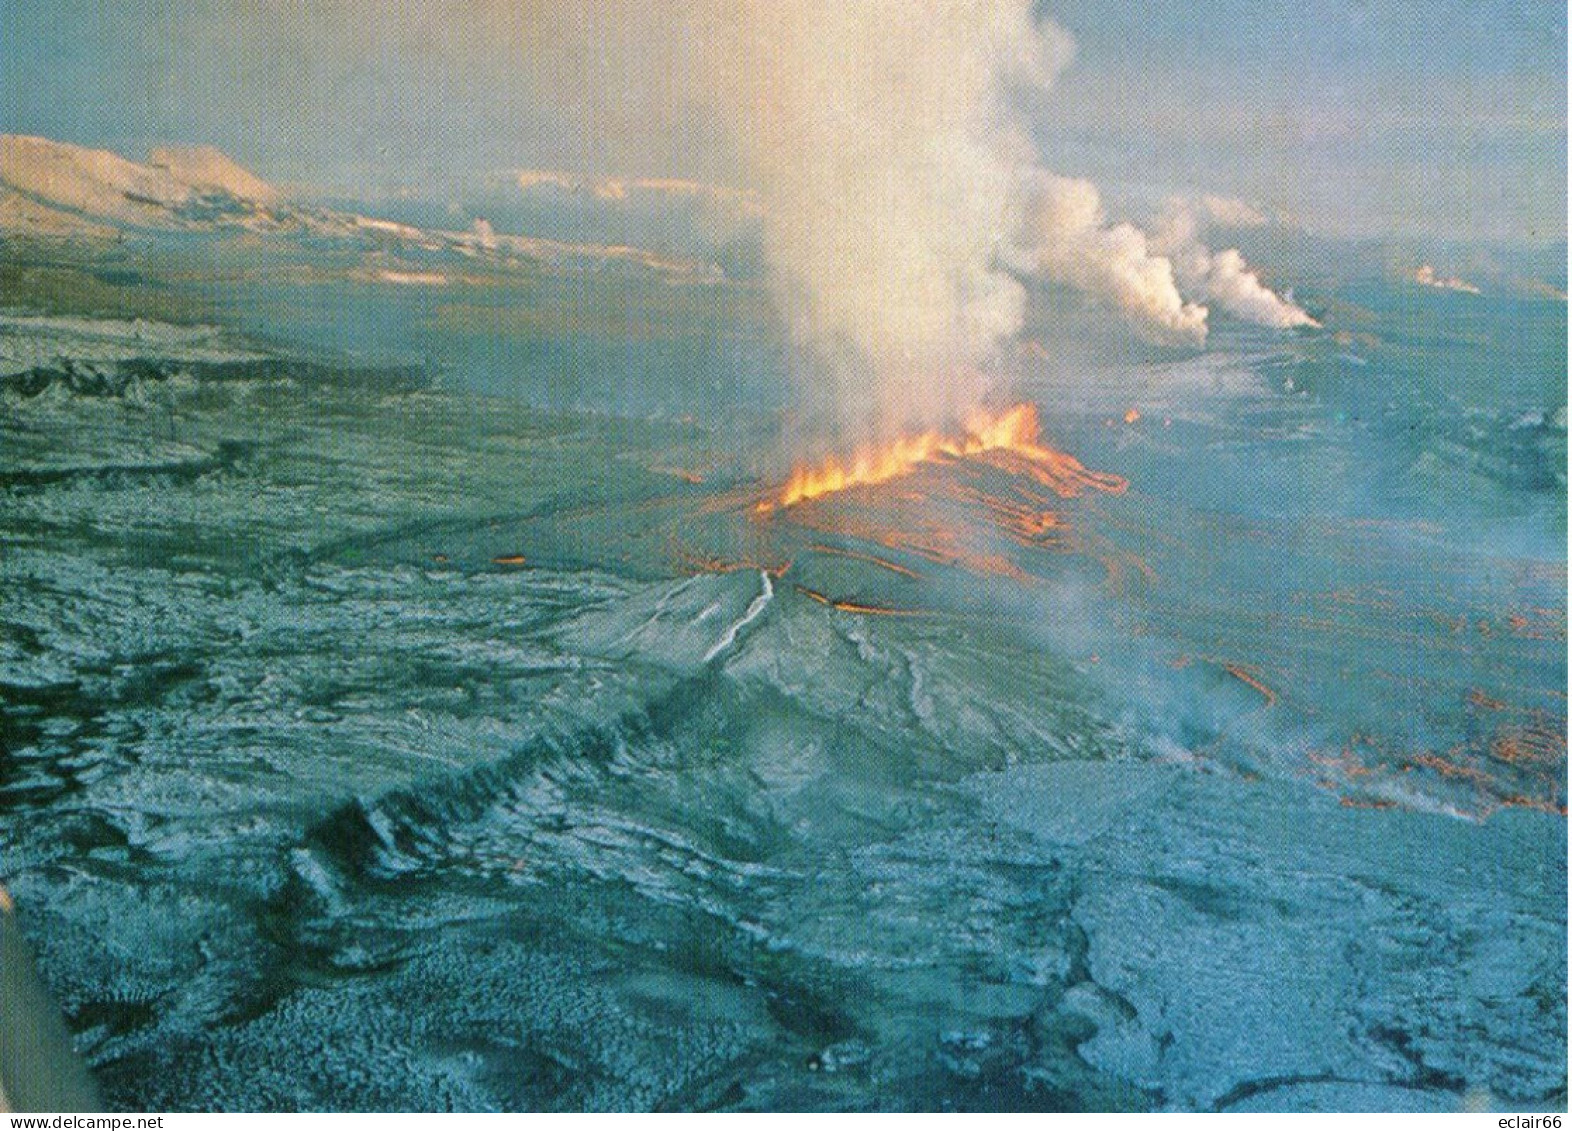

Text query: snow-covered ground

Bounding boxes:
[0,310,1562,1110]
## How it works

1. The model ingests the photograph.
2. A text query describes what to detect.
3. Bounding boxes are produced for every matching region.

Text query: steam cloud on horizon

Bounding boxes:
[663,0,1317,425]
[1016,173,1209,346]
[1152,201,1320,331]
[675,1,1073,428]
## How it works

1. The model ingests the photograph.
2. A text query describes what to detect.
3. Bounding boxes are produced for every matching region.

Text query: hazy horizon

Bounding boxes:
[1,1,1564,246]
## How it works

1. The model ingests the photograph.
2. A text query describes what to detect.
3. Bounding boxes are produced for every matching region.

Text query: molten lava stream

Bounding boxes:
[761,403,1126,511]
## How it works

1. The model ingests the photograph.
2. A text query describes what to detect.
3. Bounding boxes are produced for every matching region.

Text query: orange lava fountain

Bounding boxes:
[765,403,1126,510]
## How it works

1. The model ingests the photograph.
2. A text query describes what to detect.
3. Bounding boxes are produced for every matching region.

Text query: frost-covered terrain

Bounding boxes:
[0,135,719,286]
[0,284,1564,1111]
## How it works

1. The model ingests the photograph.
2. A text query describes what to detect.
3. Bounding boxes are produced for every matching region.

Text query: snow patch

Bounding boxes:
[703,571,774,663]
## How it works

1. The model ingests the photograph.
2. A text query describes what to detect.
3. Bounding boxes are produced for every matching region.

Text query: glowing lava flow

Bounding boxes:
[764,403,1125,510]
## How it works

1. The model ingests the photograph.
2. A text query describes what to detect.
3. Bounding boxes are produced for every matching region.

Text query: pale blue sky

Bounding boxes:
[1,1,1563,243]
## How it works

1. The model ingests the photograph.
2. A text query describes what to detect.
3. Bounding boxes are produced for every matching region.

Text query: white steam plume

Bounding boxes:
[651,3,1318,419]
[1152,201,1319,330]
[1016,173,1209,345]
[681,1,1074,425]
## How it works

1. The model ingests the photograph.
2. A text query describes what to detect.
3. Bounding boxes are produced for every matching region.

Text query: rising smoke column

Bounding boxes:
[1016,173,1209,345]
[682,1,1074,429]
[673,2,1315,421]
[1008,179,1316,343]
[1151,201,1319,329]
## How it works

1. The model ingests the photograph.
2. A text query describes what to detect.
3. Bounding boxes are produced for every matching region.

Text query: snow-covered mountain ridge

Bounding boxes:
[0,135,720,282]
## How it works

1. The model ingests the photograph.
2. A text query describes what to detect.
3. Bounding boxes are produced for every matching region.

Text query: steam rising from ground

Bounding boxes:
[680,1,1074,426]
[1153,202,1319,330]
[665,1,1315,418]
[1018,174,1209,345]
